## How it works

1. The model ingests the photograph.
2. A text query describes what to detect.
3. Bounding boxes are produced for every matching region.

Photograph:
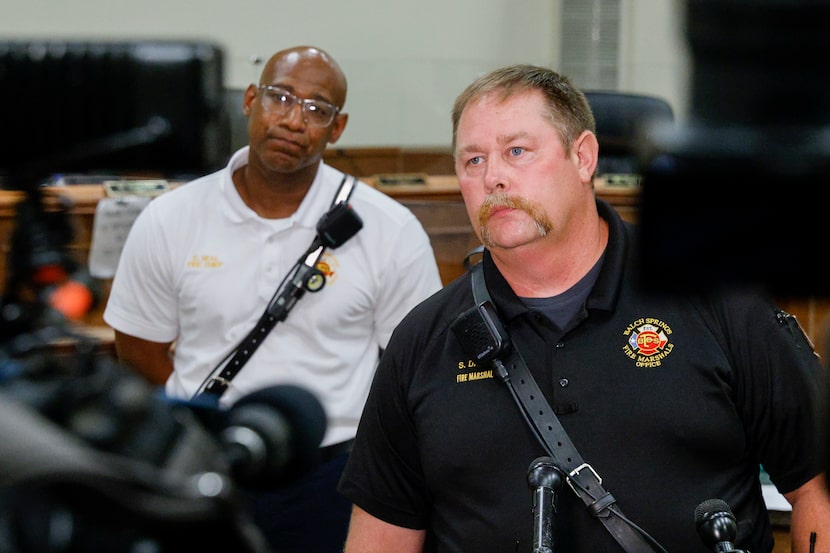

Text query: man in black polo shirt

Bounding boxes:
[337,64,830,553]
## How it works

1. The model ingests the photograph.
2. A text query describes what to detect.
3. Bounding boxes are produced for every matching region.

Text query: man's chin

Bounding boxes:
[259,150,305,173]
[483,223,548,250]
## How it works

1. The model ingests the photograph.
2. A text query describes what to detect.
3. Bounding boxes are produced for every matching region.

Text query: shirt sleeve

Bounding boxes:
[713,290,826,494]
[103,203,179,343]
[337,328,432,529]
[371,214,443,348]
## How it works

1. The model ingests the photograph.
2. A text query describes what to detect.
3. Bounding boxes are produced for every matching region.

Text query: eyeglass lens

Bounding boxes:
[259,85,337,127]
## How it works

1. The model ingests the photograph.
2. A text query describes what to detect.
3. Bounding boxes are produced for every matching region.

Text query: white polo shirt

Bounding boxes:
[104,147,443,445]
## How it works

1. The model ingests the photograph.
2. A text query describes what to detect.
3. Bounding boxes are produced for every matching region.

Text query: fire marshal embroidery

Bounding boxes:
[455,359,494,383]
[622,317,674,367]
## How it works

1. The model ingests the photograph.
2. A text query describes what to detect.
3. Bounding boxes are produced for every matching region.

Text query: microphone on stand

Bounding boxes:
[694,498,748,553]
[527,456,564,553]
[171,384,327,490]
[220,384,327,489]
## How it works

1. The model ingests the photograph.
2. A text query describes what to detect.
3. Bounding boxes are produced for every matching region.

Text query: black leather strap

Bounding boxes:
[199,174,358,398]
[470,262,658,553]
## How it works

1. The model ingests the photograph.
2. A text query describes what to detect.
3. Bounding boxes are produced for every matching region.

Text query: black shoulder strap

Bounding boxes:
[467,262,663,553]
[198,174,360,399]
[330,172,358,205]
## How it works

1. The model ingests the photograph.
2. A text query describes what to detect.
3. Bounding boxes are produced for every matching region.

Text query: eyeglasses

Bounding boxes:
[257,85,340,127]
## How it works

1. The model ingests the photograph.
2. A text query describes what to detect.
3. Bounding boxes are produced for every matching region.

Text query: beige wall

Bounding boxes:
[619,0,690,123]
[0,0,689,147]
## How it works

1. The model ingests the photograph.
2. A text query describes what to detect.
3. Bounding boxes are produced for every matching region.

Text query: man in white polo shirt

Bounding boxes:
[103,45,442,553]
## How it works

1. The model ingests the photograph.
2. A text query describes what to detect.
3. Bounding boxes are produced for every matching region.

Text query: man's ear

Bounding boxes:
[326,112,349,144]
[572,130,599,183]
[242,84,258,117]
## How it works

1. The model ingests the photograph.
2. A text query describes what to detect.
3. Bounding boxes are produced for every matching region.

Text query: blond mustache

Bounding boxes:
[476,193,553,247]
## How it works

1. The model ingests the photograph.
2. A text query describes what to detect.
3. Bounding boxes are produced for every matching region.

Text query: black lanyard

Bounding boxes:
[197,174,360,399]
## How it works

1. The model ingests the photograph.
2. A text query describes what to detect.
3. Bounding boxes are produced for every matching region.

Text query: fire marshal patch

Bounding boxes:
[622,317,674,367]
[316,252,339,284]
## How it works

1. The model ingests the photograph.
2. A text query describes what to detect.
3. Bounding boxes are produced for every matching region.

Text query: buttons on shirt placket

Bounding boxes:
[555,341,568,387]
[261,232,283,301]
[552,339,578,413]
[264,234,277,276]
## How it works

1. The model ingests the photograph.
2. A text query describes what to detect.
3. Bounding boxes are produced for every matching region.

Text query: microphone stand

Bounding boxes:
[527,457,564,553]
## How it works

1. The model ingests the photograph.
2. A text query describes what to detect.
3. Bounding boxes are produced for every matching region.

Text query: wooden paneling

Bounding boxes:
[324,147,454,178]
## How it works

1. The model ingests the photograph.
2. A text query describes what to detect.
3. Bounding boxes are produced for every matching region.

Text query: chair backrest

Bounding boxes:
[582,91,675,177]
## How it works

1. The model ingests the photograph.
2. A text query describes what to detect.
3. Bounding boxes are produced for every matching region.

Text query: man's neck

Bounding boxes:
[233,163,317,219]
[492,214,608,299]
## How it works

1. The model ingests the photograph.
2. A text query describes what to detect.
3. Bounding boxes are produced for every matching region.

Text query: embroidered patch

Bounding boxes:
[622,317,674,367]
[455,359,494,383]
[316,252,339,284]
[186,254,223,268]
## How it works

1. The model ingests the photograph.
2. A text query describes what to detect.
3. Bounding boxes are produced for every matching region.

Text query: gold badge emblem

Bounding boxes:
[622,317,674,367]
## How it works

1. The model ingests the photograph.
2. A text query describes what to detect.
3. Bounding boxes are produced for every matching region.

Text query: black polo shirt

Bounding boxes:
[339,199,823,553]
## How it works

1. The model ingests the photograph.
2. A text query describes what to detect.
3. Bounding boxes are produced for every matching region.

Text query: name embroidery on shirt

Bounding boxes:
[622,317,675,367]
[187,254,223,268]
[456,359,494,383]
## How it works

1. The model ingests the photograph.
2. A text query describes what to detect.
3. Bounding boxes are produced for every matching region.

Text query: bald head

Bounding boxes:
[260,46,348,109]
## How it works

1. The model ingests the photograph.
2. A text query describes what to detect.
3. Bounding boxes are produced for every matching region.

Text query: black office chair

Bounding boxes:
[582,91,675,179]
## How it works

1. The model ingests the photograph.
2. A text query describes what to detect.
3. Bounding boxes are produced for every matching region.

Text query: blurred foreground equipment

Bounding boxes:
[0,188,327,552]
[0,39,228,187]
[639,0,830,297]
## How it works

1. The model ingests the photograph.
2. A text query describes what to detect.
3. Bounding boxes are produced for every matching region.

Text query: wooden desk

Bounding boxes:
[372,174,465,201]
